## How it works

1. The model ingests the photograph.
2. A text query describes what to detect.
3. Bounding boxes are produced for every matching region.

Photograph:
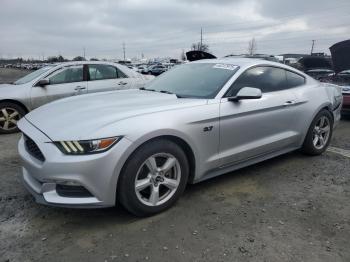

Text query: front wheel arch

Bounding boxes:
[116,137,191,216]
[0,99,29,114]
[116,135,196,203]
[0,100,29,134]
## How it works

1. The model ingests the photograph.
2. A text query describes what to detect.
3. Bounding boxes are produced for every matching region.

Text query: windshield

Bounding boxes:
[144,63,238,98]
[14,66,54,85]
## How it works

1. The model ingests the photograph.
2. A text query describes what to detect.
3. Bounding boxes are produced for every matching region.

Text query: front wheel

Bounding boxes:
[118,139,189,216]
[0,102,26,134]
[302,109,333,155]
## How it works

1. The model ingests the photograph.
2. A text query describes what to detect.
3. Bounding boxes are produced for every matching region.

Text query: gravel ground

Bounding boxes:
[0,68,31,84]
[0,68,350,262]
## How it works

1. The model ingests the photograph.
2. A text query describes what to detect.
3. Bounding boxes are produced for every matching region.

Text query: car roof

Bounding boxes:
[193,57,279,67]
[51,61,120,66]
[192,57,308,76]
[46,61,141,78]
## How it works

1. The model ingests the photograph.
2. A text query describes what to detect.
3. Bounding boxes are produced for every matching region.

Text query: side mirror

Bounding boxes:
[228,87,262,102]
[37,79,50,87]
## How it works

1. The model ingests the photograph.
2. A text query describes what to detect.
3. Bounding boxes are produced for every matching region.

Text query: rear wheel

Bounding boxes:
[118,139,189,216]
[0,102,26,134]
[302,109,333,155]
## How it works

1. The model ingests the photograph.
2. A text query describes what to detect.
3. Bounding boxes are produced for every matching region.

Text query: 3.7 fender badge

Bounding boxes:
[203,126,214,132]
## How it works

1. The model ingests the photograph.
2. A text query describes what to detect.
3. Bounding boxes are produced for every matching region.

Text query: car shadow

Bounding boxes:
[25,150,302,227]
[341,115,350,121]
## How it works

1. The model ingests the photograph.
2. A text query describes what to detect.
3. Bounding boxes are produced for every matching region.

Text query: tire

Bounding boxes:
[118,139,189,217]
[0,102,26,134]
[302,109,333,155]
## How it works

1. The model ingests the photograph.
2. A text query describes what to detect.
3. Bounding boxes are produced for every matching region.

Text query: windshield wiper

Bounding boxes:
[140,87,183,98]
[139,87,156,92]
[160,90,184,98]
[159,90,174,95]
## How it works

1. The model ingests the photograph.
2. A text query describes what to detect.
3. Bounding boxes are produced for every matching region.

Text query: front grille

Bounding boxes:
[24,134,45,162]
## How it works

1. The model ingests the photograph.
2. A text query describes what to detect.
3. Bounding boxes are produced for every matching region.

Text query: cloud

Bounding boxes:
[0,0,349,59]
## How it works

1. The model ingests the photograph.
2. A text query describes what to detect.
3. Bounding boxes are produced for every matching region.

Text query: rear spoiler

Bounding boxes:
[185,51,217,62]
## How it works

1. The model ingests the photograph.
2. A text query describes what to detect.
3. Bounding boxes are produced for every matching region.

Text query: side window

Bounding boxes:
[116,67,127,78]
[286,70,305,88]
[88,65,128,80]
[49,65,83,85]
[89,65,118,80]
[226,66,288,96]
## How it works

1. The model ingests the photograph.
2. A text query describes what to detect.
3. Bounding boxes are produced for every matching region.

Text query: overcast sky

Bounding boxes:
[0,0,349,60]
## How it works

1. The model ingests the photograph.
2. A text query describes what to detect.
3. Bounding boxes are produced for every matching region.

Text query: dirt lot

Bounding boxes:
[0,69,350,262]
[0,68,32,84]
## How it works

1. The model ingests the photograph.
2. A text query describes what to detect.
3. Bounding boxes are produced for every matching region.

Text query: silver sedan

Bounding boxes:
[18,58,342,216]
[0,61,153,134]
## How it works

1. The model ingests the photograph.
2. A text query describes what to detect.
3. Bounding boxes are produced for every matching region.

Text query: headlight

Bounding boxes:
[54,137,121,155]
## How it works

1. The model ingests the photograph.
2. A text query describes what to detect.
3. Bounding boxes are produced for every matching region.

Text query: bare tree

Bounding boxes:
[180,49,186,61]
[247,38,257,55]
[72,56,86,61]
[191,42,210,52]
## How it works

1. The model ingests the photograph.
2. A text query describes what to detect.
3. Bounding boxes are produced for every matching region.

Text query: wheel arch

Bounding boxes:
[302,104,334,145]
[0,99,29,114]
[116,134,197,200]
[159,135,196,184]
[317,104,334,123]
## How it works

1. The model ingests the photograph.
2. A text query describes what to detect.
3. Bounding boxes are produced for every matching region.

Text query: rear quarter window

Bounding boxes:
[286,70,305,88]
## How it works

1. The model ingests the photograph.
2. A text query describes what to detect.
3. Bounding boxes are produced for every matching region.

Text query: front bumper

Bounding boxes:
[18,118,133,208]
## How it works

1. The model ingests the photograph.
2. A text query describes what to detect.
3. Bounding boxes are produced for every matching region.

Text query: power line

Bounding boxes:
[122,42,126,61]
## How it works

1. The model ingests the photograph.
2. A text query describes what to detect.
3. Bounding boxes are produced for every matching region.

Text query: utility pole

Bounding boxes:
[200,27,203,51]
[123,42,126,61]
[310,40,315,55]
[83,47,86,59]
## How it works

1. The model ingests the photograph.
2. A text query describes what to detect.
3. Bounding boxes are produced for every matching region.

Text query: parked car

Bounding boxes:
[140,65,151,74]
[295,56,333,80]
[320,71,350,116]
[0,61,154,134]
[18,58,342,216]
[341,85,350,116]
[320,40,350,116]
[148,65,167,76]
[137,65,149,74]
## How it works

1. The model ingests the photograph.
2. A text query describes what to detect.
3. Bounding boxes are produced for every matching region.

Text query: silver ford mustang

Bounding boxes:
[0,61,153,134]
[18,58,343,216]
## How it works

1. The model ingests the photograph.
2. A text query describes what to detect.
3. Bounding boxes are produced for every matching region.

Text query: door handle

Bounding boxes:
[74,86,87,91]
[283,100,297,107]
[118,81,128,86]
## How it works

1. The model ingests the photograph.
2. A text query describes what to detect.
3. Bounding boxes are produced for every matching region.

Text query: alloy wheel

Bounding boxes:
[134,153,181,207]
[0,107,21,131]
[312,116,331,150]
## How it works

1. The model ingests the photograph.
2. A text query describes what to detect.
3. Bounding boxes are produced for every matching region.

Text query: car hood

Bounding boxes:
[186,51,217,61]
[298,56,333,71]
[330,39,350,74]
[24,89,207,141]
[0,83,16,90]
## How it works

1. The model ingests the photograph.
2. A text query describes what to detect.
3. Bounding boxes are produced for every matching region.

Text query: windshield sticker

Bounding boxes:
[213,64,238,71]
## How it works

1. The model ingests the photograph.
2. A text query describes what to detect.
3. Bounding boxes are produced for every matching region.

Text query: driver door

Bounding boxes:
[31,65,87,109]
[219,66,300,166]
